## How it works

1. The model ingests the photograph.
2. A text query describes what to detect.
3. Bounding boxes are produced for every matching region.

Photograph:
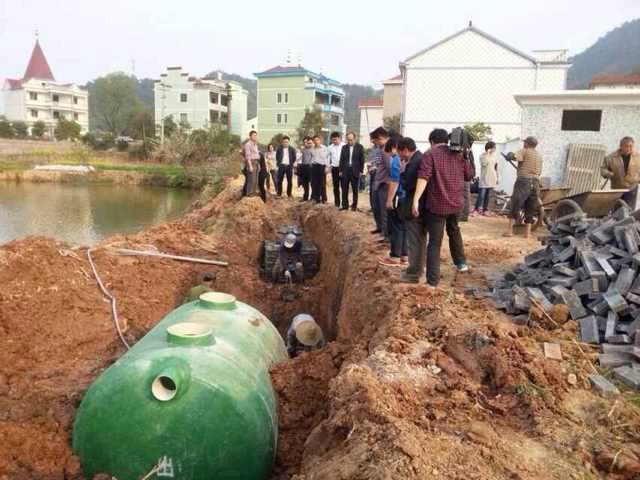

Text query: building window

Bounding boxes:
[180,93,188,103]
[277,93,282,104]
[74,112,79,121]
[277,113,282,124]
[220,112,228,123]
[73,96,79,105]
[53,111,60,119]
[52,94,59,103]
[284,113,288,124]
[221,95,228,107]
[210,110,219,122]
[210,92,219,104]
[30,109,38,118]
[180,113,188,123]
[561,110,602,132]
[331,114,340,125]
[29,92,38,101]
[285,93,289,104]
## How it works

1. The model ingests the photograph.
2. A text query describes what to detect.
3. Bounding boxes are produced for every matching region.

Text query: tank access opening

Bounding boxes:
[151,375,177,402]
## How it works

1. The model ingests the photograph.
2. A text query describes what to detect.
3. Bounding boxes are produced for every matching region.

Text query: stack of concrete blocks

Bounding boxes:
[492,206,640,392]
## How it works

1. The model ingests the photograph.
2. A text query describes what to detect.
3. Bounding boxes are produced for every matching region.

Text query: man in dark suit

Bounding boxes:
[339,132,365,210]
[275,136,297,197]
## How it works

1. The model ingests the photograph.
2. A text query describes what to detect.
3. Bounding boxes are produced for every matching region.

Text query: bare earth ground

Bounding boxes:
[1,178,639,480]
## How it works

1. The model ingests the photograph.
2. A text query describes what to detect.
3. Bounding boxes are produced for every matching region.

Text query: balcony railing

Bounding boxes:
[316,103,344,115]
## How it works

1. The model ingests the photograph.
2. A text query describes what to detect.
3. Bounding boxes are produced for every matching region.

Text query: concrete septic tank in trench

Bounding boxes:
[72,292,288,480]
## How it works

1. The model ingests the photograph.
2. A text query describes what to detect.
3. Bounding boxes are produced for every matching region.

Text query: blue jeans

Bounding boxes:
[474,187,493,211]
[388,208,407,257]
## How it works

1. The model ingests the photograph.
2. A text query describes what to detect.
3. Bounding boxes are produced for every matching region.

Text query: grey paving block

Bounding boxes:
[512,314,530,326]
[597,316,608,333]
[607,334,632,344]
[601,344,635,354]
[549,285,570,303]
[623,227,640,254]
[588,374,620,397]
[547,276,578,288]
[553,265,577,277]
[605,311,618,341]
[604,292,629,314]
[525,248,550,267]
[524,287,553,312]
[596,257,617,279]
[615,266,637,295]
[599,353,635,367]
[552,246,576,264]
[626,292,640,306]
[612,365,640,390]
[610,246,632,258]
[561,289,588,320]
[579,316,600,344]
[574,279,597,297]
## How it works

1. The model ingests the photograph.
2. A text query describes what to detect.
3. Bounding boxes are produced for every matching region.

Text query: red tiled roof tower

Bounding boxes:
[23,39,55,81]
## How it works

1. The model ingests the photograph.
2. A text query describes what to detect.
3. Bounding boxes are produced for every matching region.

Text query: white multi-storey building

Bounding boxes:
[2,39,89,136]
[400,23,570,148]
[154,67,248,137]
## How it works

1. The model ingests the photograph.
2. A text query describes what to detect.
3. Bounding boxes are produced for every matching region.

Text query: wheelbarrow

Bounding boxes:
[546,189,630,223]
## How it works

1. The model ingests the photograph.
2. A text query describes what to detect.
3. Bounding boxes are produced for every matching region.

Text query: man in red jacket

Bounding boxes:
[411,129,474,287]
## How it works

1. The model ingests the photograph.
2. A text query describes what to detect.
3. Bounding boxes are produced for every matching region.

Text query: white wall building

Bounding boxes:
[515,90,640,187]
[400,24,570,149]
[358,99,384,146]
[154,67,248,136]
[2,39,89,136]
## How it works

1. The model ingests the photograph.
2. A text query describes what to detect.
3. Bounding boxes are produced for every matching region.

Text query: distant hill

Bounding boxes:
[567,19,640,88]
[342,84,383,132]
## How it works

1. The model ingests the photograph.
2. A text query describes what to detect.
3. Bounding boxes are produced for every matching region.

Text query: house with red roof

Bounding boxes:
[590,73,640,90]
[254,64,345,144]
[2,39,89,136]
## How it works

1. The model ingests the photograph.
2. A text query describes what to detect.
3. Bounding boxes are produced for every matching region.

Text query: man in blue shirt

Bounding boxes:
[378,137,407,266]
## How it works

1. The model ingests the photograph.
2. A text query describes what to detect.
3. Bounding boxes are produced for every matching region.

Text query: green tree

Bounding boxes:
[89,72,142,135]
[383,115,401,135]
[464,123,493,142]
[126,107,155,140]
[0,116,15,138]
[296,108,324,144]
[631,64,640,74]
[270,133,285,148]
[13,121,29,138]
[163,115,177,138]
[31,120,46,138]
[54,118,82,141]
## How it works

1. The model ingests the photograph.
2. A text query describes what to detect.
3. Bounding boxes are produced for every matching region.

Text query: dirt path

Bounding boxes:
[1,179,639,479]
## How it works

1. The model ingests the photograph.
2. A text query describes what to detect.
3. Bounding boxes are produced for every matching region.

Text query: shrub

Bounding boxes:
[81,132,97,148]
[128,138,157,160]
[54,118,82,141]
[31,121,46,138]
[0,117,15,138]
[12,121,28,138]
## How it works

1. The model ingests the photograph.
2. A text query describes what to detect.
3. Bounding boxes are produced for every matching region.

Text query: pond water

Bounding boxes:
[0,182,197,245]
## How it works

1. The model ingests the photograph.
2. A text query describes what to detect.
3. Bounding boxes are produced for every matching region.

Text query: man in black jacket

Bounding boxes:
[339,132,365,210]
[397,137,426,283]
[276,136,297,197]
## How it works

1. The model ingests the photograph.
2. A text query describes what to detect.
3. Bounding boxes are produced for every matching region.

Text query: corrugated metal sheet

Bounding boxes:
[565,144,608,195]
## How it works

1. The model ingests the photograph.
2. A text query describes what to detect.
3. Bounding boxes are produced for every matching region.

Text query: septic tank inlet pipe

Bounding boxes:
[86,247,131,350]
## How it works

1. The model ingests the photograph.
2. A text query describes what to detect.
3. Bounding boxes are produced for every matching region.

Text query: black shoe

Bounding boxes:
[351,206,357,211]
[340,207,348,211]
[370,229,381,234]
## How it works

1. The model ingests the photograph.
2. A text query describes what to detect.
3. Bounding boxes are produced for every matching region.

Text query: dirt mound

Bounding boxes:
[2,180,639,480]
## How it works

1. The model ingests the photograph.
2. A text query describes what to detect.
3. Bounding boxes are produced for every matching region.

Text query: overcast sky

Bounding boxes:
[1,0,639,87]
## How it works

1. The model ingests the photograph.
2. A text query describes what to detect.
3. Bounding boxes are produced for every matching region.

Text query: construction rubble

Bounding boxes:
[493,205,640,394]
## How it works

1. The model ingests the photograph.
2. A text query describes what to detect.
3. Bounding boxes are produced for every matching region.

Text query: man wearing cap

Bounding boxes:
[504,136,543,238]
[272,233,304,282]
[286,313,326,358]
[601,136,640,205]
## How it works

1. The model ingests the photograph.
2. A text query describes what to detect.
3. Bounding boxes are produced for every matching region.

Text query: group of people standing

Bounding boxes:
[366,127,474,288]
[241,130,365,209]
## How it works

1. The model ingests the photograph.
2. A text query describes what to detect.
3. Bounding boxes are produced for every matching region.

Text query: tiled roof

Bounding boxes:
[383,74,402,83]
[590,74,640,87]
[5,78,24,90]
[257,65,308,75]
[23,40,55,81]
[358,98,384,108]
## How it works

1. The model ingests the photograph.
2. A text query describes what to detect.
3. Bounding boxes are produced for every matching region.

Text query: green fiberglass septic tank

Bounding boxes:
[73,292,288,480]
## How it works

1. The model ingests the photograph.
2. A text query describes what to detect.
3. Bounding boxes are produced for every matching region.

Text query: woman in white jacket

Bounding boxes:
[472,141,499,216]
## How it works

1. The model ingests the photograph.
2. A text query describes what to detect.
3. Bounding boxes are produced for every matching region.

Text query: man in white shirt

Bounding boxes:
[310,135,329,203]
[328,131,345,207]
[241,130,260,197]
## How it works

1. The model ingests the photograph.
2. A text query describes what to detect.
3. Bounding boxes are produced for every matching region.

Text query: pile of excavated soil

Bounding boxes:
[1,181,639,480]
